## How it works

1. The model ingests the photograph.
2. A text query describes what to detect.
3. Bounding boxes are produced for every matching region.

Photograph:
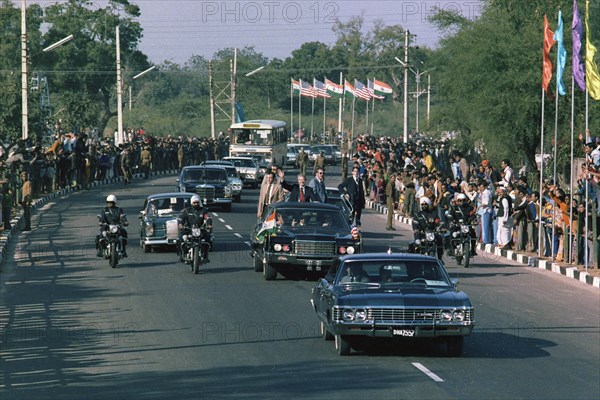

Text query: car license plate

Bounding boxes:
[393,329,415,337]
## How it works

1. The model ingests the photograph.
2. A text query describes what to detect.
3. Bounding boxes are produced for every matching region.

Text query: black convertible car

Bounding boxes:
[311,252,475,356]
[250,202,362,281]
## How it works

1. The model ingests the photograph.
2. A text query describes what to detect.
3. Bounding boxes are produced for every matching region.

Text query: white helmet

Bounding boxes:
[106,194,117,203]
[456,193,467,201]
[419,197,432,206]
[191,194,202,205]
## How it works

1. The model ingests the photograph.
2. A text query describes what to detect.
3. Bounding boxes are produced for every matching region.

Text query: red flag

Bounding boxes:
[542,15,556,93]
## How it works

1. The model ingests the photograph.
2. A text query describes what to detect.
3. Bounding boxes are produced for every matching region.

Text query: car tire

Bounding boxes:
[263,262,277,280]
[253,252,263,272]
[320,321,333,341]
[235,195,241,203]
[335,334,351,356]
[446,336,464,357]
[143,244,151,253]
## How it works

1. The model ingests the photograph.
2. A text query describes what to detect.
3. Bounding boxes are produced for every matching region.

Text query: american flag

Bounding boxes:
[313,79,331,98]
[354,80,372,100]
[367,80,385,99]
[300,79,317,98]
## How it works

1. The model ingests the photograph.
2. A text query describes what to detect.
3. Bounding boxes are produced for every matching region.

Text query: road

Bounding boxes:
[1,167,599,399]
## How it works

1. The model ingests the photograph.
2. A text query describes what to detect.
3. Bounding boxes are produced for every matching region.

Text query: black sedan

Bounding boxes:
[250,202,362,281]
[176,166,233,212]
[311,252,475,356]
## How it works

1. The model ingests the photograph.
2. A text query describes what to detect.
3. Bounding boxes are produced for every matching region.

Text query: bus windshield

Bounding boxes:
[232,128,273,146]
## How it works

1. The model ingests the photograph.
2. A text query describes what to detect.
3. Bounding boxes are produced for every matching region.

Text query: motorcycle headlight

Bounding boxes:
[415,239,421,245]
[182,235,189,241]
[346,246,355,255]
[342,309,355,321]
[145,222,154,236]
[273,243,282,252]
[452,231,460,238]
[461,225,470,234]
[109,225,119,234]
[440,311,453,321]
[453,310,465,321]
[192,228,202,237]
[425,232,435,241]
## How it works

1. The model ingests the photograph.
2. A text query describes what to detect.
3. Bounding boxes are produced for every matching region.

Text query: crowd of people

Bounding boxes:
[1,128,598,268]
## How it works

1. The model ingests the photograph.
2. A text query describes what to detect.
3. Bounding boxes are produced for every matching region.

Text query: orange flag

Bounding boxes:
[542,15,556,93]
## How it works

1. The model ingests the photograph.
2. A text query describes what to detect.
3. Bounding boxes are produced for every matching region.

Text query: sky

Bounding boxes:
[20,1,483,65]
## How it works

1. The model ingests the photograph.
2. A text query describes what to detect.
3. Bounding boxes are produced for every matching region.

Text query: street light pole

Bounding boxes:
[21,0,28,140]
[403,29,409,144]
[116,25,124,146]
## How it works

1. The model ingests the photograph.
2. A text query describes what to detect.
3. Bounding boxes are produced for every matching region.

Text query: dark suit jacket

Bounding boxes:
[281,180,319,202]
[338,176,365,209]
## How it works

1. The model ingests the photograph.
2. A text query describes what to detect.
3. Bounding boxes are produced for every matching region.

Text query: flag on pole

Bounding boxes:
[313,79,331,98]
[367,80,386,100]
[554,10,567,96]
[542,15,556,94]
[573,0,586,92]
[585,0,600,100]
[373,79,393,97]
[292,79,300,94]
[325,78,344,98]
[256,212,277,243]
[354,80,372,100]
[300,79,317,98]
[344,80,355,98]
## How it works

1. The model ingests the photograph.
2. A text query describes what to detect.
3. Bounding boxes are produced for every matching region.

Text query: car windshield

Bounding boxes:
[313,147,332,155]
[272,208,349,231]
[229,159,256,168]
[182,169,225,182]
[146,197,188,217]
[224,167,239,178]
[334,260,451,287]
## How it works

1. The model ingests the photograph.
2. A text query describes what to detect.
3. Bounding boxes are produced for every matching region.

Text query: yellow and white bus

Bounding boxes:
[228,120,288,167]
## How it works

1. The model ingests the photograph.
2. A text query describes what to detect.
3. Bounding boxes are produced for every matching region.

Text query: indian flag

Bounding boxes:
[325,78,344,98]
[292,79,300,94]
[344,79,355,98]
[256,212,277,243]
[373,79,393,97]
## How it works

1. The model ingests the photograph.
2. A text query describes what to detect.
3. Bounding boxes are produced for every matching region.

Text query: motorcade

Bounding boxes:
[179,214,212,274]
[250,202,362,281]
[138,192,214,253]
[311,252,475,356]
[228,120,288,166]
[200,161,243,202]
[223,156,260,188]
[176,166,233,212]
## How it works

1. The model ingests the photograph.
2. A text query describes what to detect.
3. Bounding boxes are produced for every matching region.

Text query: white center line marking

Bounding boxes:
[212,212,219,217]
[412,363,444,382]
[218,218,226,223]
[225,225,233,230]
[234,233,243,238]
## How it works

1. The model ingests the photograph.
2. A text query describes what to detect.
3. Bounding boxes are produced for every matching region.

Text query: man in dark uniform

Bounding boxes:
[446,193,477,256]
[297,147,308,176]
[338,166,366,226]
[178,194,211,262]
[96,194,129,257]
[411,196,444,258]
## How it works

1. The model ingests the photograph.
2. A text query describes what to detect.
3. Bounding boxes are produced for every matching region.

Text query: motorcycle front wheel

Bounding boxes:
[109,242,117,268]
[193,246,200,274]
[462,241,471,268]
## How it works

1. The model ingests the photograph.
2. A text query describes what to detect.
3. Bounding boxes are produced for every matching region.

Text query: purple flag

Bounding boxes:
[573,0,586,91]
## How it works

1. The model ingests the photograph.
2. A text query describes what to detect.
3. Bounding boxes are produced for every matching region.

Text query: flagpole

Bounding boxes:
[298,81,302,143]
[290,79,294,140]
[323,78,327,143]
[351,93,355,143]
[370,77,375,135]
[569,74,575,264]
[551,68,560,262]
[311,92,315,143]
[584,89,589,271]
[338,72,343,140]
[538,87,545,258]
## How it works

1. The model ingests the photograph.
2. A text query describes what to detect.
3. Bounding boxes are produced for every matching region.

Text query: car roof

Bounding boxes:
[181,165,226,171]
[146,192,194,200]
[202,161,234,166]
[224,156,253,160]
[272,202,341,211]
[338,253,441,262]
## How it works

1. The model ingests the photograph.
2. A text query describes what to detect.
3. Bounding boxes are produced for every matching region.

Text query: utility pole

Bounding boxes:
[209,61,215,139]
[403,30,409,144]
[116,25,124,145]
[427,74,431,125]
[231,48,237,124]
[21,0,28,140]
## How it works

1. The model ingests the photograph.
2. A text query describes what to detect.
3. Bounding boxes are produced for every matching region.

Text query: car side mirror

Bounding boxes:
[451,278,459,289]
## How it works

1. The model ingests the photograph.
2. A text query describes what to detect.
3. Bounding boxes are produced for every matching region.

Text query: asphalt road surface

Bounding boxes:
[1,167,599,399]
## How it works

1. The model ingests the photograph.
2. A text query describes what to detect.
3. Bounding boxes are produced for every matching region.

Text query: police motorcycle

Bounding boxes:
[408,197,445,260]
[445,193,477,268]
[178,195,213,274]
[96,195,128,268]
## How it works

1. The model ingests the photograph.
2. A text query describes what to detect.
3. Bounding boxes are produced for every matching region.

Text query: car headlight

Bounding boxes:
[440,311,453,321]
[224,186,232,195]
[354,309,367,321]
[339,246,346,254]
[342,309,355,321]
[460,225,470,234]
[145,221,154,236]
[425,232,435,241]
[192,228,202,237]
[273,243,282,252]
[346,246,355,255]
[247,172,256,178]
[109,224,119,234]
[453,310,465,321]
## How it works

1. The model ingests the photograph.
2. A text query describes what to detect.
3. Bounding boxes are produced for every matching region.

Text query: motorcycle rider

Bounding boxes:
[178,194,212,263]
[410,196,444,258]
[96,194,129,257]
[446,193,477,256]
